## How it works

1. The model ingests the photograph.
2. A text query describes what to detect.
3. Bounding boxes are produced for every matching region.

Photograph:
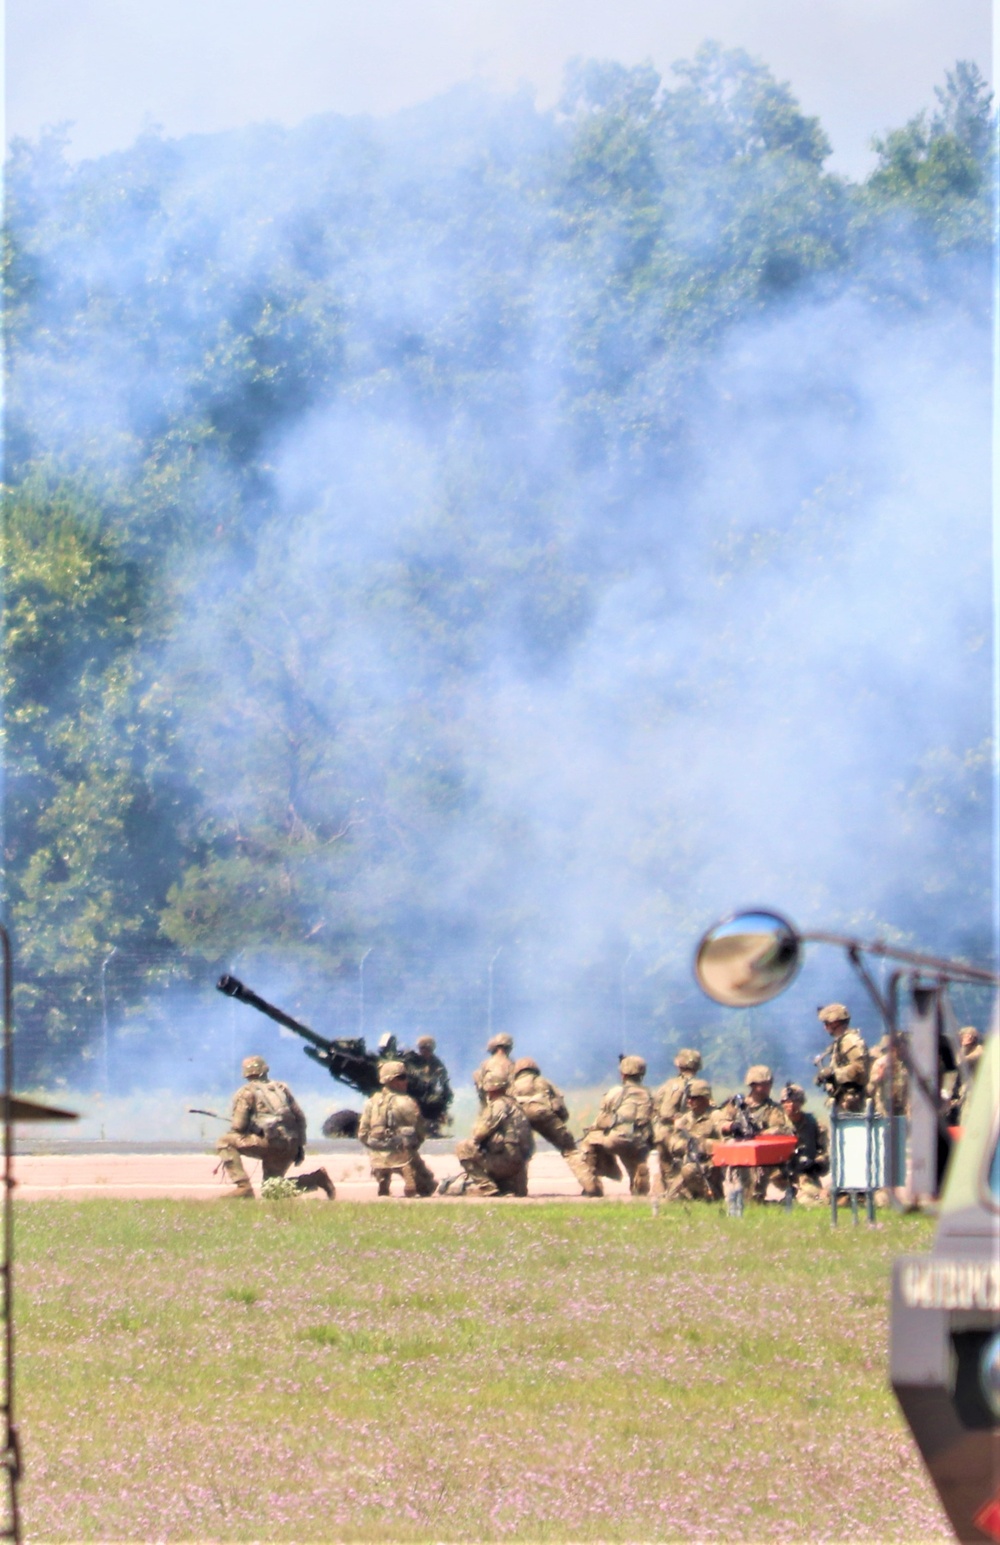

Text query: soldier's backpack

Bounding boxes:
[252,1081,301,1144]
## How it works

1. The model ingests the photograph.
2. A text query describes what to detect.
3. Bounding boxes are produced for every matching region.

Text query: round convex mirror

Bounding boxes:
[980,1331,1000,1422]
[694,910,802,1007]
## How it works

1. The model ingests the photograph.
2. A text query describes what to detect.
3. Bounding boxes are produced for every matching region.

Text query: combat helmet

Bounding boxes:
[619,1054,646,1078]
[415,1035,436,1051]
[686,1078,712,1100]
[674,1048,701,1072]
[242,1055,269,1080]
[487,1033,514,1052]
[746,1064,773,1086]
[481,1069,510,1093]
[818,1003,850,1026]
[513,1057,539,1075]
[780,1083,806,1105]
[378,1060,407,1085]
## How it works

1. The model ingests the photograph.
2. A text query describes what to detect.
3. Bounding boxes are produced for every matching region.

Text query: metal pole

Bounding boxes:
[358,949,372,1039]
[0,925,20,1542]
[487,949,502,1036]
[99,947,117,1095]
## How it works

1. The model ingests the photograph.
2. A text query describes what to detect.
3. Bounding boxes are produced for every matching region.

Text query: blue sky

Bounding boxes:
[5,0,993,178]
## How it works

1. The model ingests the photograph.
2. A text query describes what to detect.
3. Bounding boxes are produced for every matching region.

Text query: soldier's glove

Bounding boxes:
[814,1070,832,1087]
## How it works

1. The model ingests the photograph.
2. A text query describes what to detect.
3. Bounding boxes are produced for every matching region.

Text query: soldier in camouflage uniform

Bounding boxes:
[216,1056,335,1200]
[955,1027,983,1119]
[400,1035,453,1135]
[814,1003,870,1112]
[867,1034,909,1117]
[779,1083,829,1204]
[577,1055,654,1197]
[358,1060,437,1198]
[509,1057,593,1193]
[664,1079,725,1202]
[719,1065,793,1204]
[653,1048,701,1192]
[455,1069,535,1196]
[473,1034,515,1107]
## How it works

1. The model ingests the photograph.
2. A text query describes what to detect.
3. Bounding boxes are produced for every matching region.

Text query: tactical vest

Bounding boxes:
[364,1091,419,1151]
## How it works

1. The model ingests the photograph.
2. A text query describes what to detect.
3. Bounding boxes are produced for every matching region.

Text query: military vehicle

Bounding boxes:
[694,908,999,1542]
[215,974,453,1136]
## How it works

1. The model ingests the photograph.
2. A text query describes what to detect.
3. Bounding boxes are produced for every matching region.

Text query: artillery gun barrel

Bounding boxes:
[216,974,330,1053]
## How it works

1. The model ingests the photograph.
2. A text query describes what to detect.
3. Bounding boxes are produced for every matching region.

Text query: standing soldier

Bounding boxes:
[509,1056,593,1192]
[719,1065,793,1205]
[653,1048,702,1191]
[954,1027,983,1120]
[473,1034,514,1107]
[454,1069,534,1195]
[867,1034,909,1117]
[401,1035,453,1135]
[664,1079,725,1201]
[577,1055,654,1197]
[358,1060,437,1198]
[814,1004,870,1112]
[216,1056,335,1200]
[779,1083,829,1204]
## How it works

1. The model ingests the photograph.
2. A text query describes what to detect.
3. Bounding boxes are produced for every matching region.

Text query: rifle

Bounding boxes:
[728,1093,760,1139]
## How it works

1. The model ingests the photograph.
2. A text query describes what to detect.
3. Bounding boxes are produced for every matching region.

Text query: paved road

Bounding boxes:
[11,1149,637,1200]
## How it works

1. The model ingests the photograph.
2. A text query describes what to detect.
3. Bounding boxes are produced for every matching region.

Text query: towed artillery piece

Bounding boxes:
[215,975,453,1137]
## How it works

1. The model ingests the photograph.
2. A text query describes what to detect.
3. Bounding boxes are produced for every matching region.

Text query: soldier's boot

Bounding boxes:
[376,1174,392,1197]
[408,1157,437,1197]
[621,1154,650,1196]
[564,1148,601,1196]
[295,1168,336,1200]
[225,1180,255,1200]
[216,1143,255,1198]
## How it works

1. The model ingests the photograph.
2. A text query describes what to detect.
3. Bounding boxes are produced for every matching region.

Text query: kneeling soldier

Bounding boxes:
[217,1056,335,1200]
[455,1069,535,1196]
[665,1079,725,1201]
[779,1083,829,1204]
[510,1056,593,1193]
[718,1065,793,1205]
[653,1047,702,1190]
[578,1055,654,1197]
[359,1060,437,1197]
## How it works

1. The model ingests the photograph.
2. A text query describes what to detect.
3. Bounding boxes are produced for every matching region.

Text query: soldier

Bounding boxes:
[719,1065,793,1204]
[955,1027,983,1119]
[779,1083,829,1204]
[401,1035,453,1135]
[653,1048,702,1190]
[577,1055,654,1197]
[358,1060,437,1198]
[509,1056,593,1192]
[867,1034,909,1117]
[664,1079,725,1201]
[454,1069,534,1196]
[216,1056,335,1200]
[814,1003,870,1112]
[473,1034,514,1107]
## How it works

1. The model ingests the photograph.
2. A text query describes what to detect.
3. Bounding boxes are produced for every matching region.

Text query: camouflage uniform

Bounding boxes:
[653,1049,701,1192]
[665,1080,725,1201]
[867,1035,909,1117]
[510,1058,593,1193]
[473,1035,514,1108]
[578,1056,654,1196]
[815,1004,870,1112]
[358,1061,437,1197]
[720,1066,793,1204]
[216,1056,335,1199]
[779,1084,829,1205]
[400,1037,453,1135]
[455,1072,535,1196]
[955,1029,983,1119]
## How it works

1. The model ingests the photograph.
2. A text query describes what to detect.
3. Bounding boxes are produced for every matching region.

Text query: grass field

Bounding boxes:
[16,1200,948,1543]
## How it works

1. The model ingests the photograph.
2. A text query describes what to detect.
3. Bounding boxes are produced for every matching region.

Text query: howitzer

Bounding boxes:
[215,975,452,1134]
